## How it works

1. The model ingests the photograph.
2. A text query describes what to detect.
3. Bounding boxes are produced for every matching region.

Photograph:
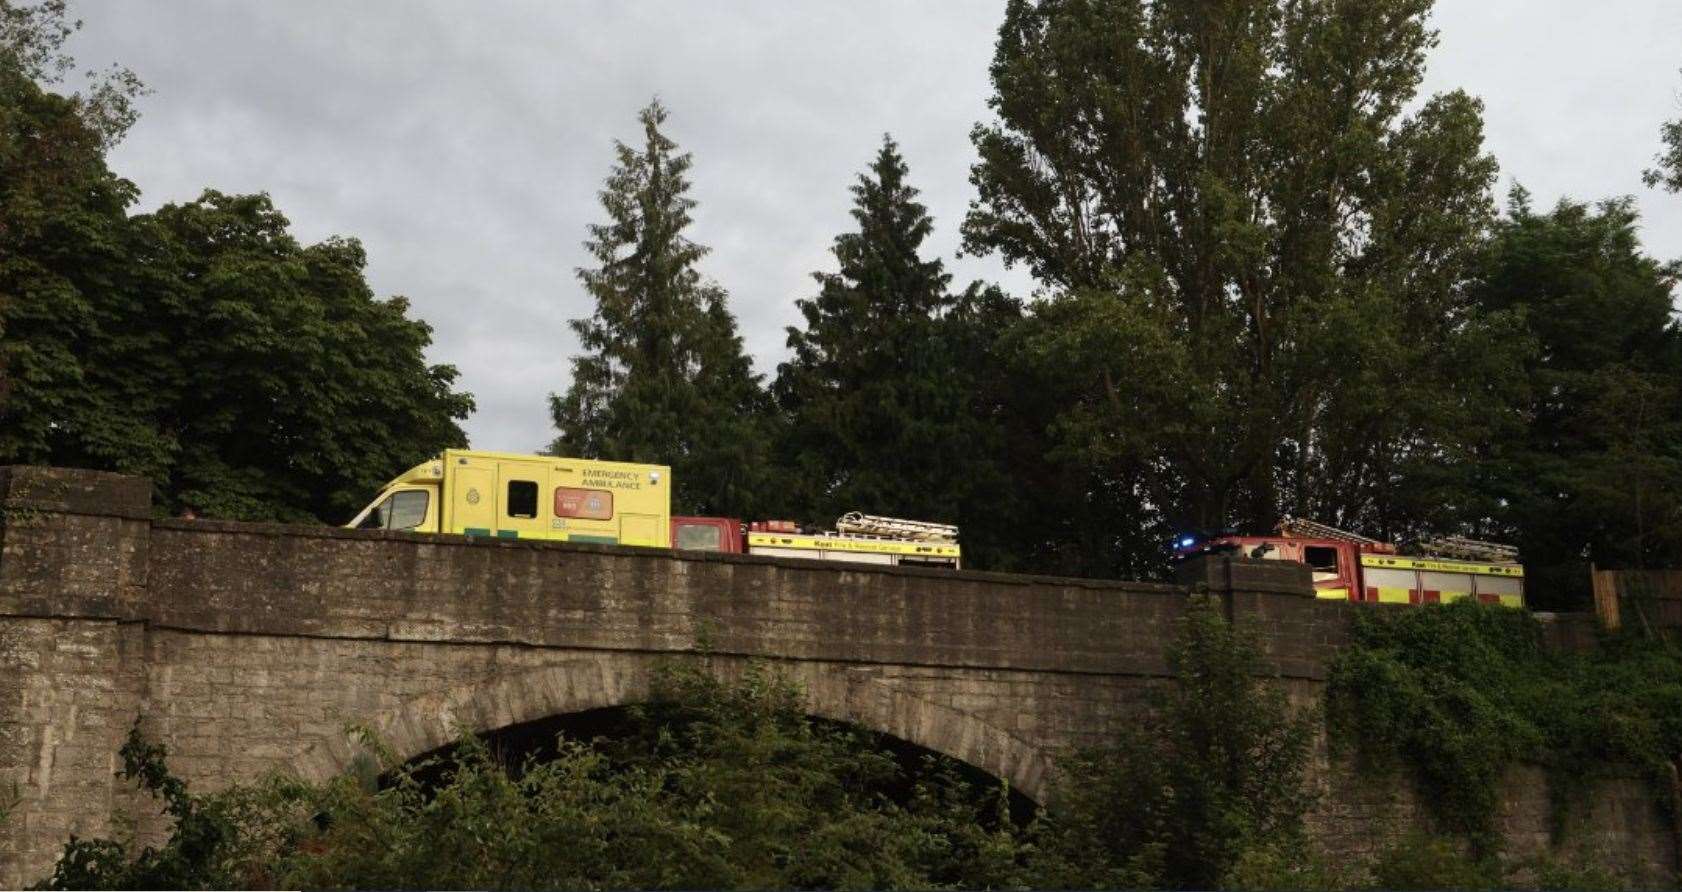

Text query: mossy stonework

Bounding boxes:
[0,465,1673,886]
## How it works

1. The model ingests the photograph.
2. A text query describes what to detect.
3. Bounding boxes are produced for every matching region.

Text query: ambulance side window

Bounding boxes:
[506,480,538,518]
[388,490,428,530]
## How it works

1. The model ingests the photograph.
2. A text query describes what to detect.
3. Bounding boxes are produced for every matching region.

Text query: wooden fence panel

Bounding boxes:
[1592,567,1682,637]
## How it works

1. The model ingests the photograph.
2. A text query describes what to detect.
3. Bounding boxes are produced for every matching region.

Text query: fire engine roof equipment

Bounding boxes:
[1275,516,1390,549]
[1415,536,1520,564]
[835,512,959,543]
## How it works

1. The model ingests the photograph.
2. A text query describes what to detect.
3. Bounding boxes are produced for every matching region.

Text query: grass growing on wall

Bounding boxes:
[1328,599,1682,850]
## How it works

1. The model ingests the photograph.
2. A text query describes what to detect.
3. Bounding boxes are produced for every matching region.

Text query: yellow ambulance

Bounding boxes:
[346,449,671,547]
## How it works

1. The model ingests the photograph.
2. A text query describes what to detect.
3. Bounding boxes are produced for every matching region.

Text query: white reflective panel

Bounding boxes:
[823,551,895,565]
[1476,575,1523,598]
[1421,571,1473,600]
[1364,567,1415,588]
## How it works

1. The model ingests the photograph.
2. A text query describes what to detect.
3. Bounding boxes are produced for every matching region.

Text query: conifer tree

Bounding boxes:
[775,137,1012,543]
[550,100,768,517]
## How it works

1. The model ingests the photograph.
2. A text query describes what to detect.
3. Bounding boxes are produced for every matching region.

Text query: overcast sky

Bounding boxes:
[67,1,1682,452]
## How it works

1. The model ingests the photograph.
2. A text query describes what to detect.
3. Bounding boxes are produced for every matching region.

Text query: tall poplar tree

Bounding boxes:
[964,0,1529,555]
[550,100,768,517]
[1647,70,1681,193]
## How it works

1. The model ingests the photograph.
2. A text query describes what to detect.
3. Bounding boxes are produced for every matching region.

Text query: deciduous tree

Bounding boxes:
[964,0,1529,557]
[1471,192,1682,573]
[1645,70,1682,193]
[0,55,143,473]
[2,11,472,521]
[130,192,474,522]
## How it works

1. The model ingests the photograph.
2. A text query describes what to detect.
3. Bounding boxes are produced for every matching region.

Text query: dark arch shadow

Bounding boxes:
[398,704,1040,826]
[286,659,1055,802]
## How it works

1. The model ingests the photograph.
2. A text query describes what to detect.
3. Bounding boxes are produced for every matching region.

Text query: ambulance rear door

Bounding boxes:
[448,460,497,536]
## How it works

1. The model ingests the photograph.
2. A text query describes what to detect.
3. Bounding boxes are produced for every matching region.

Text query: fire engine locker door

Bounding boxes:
[451,466,496,536]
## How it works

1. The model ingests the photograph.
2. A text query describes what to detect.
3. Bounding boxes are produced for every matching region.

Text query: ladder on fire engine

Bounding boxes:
[835,512,959,543]
[1274,516,1384,548]
[1416,536,1520,564]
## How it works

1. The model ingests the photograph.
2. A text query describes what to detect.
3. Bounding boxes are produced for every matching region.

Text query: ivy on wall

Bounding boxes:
[1328,600,1682,851]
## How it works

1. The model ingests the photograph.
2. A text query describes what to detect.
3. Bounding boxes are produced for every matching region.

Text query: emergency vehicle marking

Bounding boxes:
[746,532,961,559]
[1359,554,1525,577]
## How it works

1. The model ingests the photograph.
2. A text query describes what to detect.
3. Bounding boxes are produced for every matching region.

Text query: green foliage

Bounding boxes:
[963,0,1529,568]
[0,13,472,523]
[1513,851,1628,892]
[1033,598,1318,889]
[35,724,249,890]
[1330,600,1682,849]
[0,779,17,825]
[121,191,474,522]
[1353,832,1628,891]
[1470,192,1682,582]
[550,100,771,517]
[43,664,1034,890]
[0,0,147,147]
[1366,832,1501,891]
[1645,72,1682,193]
[1220,840,1358,892]
[775,135,959,518]
[771,136,1024,566]
[0,55,139,475]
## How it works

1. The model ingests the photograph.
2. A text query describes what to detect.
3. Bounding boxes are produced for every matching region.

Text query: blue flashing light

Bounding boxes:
[1178,536,1197,549]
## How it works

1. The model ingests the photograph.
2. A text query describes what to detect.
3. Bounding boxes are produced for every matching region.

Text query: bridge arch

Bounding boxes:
[285,655,1055,802]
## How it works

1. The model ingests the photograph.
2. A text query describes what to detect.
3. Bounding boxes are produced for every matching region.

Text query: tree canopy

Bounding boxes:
[1471,192,1682,572]
[8,0,1682,578]
[0,7,472,521]
[550,100,770,517]
[773,136,1020,556]
[0,50,140,475]
[963,0,1531,566]
[127,192,473,522]
[1646,71,1682,193]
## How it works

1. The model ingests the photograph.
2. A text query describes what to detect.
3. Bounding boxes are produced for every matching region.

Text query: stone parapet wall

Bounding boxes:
[0,466,1673,887]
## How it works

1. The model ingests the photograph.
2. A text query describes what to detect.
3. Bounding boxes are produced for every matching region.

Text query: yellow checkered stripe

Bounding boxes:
[747,532,961,559]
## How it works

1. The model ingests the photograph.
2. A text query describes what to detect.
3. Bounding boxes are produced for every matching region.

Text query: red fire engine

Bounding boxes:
[671,512,961,569]
[1177,517,1524,607]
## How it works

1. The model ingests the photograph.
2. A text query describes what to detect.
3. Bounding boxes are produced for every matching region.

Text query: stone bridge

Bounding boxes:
[0,466,1673,885]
